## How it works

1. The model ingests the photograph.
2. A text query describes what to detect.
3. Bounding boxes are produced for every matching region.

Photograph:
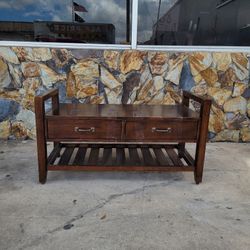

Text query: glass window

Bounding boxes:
[138,0,250,46]
[0,0,131,44]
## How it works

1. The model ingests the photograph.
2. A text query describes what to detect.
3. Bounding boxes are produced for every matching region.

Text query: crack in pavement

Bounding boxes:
[19,180,175,250]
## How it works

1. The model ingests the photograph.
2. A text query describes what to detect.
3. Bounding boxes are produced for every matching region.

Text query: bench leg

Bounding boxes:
[194,100,211,184]
[37,143,47,184]
[194,142,206,184]
[35,97,48,184]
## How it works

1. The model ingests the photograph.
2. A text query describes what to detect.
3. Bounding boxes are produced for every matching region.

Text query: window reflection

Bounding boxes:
[138,0,250,46]
[0,0,131,44]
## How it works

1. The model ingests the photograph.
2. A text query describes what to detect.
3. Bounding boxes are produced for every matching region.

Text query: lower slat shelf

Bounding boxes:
[47,143,195,172]
[48,165,194,172]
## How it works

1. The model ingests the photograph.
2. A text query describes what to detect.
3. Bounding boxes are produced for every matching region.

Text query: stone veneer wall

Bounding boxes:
[0,47,250,142]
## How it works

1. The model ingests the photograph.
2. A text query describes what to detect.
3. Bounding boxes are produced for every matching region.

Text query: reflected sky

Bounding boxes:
[0,0,176,43]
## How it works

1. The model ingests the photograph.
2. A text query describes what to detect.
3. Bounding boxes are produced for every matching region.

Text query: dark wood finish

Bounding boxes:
[58,147,74,165]
[47,143,61,165]
[47,144,194,172]
[128,146,140,166]
[152,146,172,166]
[183,90,210,104]
[125,120,198,142]
[73,146,87,165]
[35,88,59,184]
[141,146,157,166]
[47,119,122,140]
[48,165,194,172]
[194,98,211,184]
[178,90,191,158]
[165,147,184,166]
[182,90,212,183]
[183,149,195,166]
[116,146,126,165]
[102,147,113,166]
[35,88,211,184]
[46,103,199,120]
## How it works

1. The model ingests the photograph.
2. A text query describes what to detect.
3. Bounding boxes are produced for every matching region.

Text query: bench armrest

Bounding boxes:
[182,90,211,105]
[34,88,59,115]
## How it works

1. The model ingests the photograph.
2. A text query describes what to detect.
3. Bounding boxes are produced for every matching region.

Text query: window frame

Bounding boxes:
[0,0,249,52]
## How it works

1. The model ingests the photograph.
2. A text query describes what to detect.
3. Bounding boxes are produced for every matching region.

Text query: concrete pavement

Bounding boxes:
[0,141,250,250]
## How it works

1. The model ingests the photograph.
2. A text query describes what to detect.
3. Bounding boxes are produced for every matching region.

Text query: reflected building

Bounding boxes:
[0,21,115,44]
[150,0,250,46]
[34,21,115,43]
[0,21,34,41]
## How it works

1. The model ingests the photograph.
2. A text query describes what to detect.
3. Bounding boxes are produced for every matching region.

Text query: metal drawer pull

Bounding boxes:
[74,127,95,133]
[152,127,172,133]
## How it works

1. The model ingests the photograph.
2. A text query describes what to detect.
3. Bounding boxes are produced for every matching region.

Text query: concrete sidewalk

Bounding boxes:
[0,141,249,250]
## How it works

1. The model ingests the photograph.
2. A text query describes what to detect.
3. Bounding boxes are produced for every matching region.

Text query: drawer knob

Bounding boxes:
[152,127,172,133]
[74,127,95,133]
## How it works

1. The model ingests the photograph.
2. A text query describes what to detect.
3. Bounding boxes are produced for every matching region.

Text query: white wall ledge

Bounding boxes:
[137,45,250,53]
[0,41,131,50]
[0,41,250,53]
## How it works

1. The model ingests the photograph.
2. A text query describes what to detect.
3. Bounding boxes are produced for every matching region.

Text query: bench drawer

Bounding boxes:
[47,119,122,140]
[125,120,198,141]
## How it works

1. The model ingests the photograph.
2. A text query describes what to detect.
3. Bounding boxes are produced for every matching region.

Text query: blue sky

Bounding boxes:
[0,0,76,22]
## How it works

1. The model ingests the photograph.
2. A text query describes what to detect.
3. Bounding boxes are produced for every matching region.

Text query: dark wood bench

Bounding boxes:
[35,89,211,184]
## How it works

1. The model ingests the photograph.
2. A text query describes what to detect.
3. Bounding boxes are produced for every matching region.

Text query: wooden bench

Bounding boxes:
[35,89,211,184]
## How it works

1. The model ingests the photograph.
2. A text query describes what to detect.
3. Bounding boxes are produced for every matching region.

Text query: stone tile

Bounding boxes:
[189,52,212,76]
[0,99,20,122]
[104,50,120,70]
[224,96,247,114]
[207,87,231,106]
[218,68,238,87]
[21,62,40,78]
[11,121,29,139]
[165,61,183,85]
[179,61,195,91]
[120,50,146,74]
[209,106,225,133]
[212,129,240,142]
[76,85,98,99]
[122,73,140,104]
[213,53,231,72]
[232,82,247,97]
[16,109,35,132]
[0,59,11,89]
[12,47,52,62]
[148,52,168,75]
[200,68,218,86]
[240,127,250,142]
[0,120,10,139]
[100,67,122,90]
[69,49,103,60]
[0,47,19,64]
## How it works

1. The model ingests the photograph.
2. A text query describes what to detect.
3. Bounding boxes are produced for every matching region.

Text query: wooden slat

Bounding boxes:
[51,144,194,170]
[183,149,195,166]
[141,146,157,166]
[128,147,141,166]
[152,147,172,166]
[47,144,62,165]
[165,148,184,166]
[73,146,87,165]
[116,146,126,165]
[88,146,100,165]
[102,148,113,165]
[48,165,194,172]
[58,147,74,165]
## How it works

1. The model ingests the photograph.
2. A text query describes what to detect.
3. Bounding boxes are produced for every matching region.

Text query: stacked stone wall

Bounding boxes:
[0,47,249,142]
